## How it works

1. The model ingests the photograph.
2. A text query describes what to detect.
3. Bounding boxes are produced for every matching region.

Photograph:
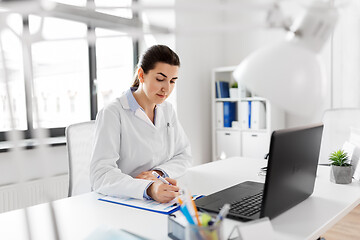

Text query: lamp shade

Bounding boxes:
[233,41,327,116]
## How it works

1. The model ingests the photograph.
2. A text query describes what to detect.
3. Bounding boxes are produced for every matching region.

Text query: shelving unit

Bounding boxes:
[211,66,285,161]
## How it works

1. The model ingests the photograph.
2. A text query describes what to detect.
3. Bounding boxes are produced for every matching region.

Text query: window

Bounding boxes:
[0,14,27,132]
[94,0,135,110]
[0,6,137,141]
[95,29,134,109]
[30,16,90,129]
[95,0,133,19]
[0,1,175,143]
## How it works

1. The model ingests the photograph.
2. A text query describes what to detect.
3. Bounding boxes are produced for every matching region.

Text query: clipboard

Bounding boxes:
[98,195,204,215]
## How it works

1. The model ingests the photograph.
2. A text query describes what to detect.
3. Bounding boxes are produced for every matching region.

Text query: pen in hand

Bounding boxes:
[152,171,171,185]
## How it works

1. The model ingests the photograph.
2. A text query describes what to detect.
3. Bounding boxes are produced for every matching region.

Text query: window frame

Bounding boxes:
[0,12,140,144]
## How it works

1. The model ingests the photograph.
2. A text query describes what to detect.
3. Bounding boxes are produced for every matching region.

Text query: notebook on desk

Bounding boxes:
[195,124,324,221]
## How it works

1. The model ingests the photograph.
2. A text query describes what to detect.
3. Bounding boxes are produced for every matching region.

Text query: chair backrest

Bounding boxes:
[66,121,95,197]
[318,108,360,164]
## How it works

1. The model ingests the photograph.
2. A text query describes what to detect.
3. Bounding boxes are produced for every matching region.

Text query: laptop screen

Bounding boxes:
[261,124,324,219]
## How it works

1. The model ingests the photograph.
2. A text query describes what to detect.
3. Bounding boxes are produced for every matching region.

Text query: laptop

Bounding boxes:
[195,124,324,221]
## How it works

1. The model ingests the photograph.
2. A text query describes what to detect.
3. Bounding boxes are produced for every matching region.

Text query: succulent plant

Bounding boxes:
[329,149,351,166]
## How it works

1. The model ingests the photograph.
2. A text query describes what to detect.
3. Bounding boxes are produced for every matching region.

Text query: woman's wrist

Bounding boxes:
[146,183,153,198]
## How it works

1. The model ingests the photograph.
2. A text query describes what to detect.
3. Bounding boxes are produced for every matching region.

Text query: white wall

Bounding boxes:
[175,0,225,166]
[331,2,360,108]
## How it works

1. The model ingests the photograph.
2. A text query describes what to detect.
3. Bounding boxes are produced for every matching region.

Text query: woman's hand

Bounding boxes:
[135,170,179,203]
[147,178,180,203]
[135,170,163,181]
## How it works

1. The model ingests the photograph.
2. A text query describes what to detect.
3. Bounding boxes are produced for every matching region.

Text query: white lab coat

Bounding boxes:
[90,89,192,200]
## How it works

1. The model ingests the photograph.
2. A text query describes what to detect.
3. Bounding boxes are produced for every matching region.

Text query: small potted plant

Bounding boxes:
[329,149,352,184]
[229,82,239,99]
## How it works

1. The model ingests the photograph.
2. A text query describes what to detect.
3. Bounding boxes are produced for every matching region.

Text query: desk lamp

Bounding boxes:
[233,3,338,116]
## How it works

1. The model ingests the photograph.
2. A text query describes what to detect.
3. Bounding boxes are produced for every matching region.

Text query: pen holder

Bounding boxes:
[187,222,223,240]
[168,213,224,240]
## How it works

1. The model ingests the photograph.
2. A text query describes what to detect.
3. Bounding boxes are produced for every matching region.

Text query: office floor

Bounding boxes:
[322,204,360,240]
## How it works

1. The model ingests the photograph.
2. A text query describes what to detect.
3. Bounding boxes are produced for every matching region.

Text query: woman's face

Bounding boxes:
[140,62,179,105]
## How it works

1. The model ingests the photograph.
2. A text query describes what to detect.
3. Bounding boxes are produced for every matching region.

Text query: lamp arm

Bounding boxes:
[266,3,293,32]
[266,2,338,54]
[288,3,338,53]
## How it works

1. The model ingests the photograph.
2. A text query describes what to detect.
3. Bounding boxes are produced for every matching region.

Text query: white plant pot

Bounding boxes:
[330,165,352,184]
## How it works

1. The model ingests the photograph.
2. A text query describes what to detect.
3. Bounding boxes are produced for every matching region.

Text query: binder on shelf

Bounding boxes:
[248,101,252,129]
[223,101,236,128]
[215,81,230,98]
[251,101,266,130]
[240,101,250,129]
[216,102,224,128]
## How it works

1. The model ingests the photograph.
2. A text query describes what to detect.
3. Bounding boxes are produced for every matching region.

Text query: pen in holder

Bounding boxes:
[168,213,224,240]
[187,219,224,240]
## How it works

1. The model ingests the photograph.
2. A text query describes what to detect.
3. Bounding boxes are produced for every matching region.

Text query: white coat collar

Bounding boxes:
[120,88,163,128]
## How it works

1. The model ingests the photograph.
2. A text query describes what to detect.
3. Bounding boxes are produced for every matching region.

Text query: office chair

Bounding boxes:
[65,120,95,197]
[318,108,360,164]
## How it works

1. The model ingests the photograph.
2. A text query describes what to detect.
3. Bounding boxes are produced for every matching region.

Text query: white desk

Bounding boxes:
[0,157,359,240]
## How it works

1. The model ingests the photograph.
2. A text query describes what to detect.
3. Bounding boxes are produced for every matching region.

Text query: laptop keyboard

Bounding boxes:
[228,191,263,217]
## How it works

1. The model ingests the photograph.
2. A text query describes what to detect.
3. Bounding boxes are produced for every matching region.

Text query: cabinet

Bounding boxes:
[216,130,241,159]
[211,66,285,161]
[241,131,269,159]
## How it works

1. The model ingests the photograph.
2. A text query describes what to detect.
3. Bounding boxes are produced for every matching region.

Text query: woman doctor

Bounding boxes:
[90,45,192,203]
